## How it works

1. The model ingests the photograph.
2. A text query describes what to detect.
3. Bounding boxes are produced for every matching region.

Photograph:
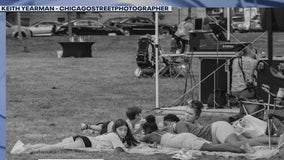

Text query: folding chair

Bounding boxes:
[158,56,190,79]
[171,61,190,79]
[233,84,280,149]
[238,84,274,118]
[259,84,284,149]
[158,58,176,78]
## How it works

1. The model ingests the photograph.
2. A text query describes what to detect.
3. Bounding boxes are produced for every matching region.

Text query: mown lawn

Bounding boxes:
[6,32,284,160]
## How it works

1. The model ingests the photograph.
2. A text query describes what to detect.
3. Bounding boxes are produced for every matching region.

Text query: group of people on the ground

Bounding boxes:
[11,100,284,155]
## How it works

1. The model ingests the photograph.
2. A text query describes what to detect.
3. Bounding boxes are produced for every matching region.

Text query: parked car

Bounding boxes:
[250,14,264,32]
[28,21,62,36]
[103,17,129,27]
[107,16,173,36]
[231,15,245,32]
[55,19,123,36]
[6,21,31,38]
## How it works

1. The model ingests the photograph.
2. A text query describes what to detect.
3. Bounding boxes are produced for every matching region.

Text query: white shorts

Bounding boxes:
[211,121,236,144]
[161,133,209,150]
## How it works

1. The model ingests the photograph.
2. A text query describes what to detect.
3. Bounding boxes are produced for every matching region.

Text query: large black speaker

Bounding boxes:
[260,8,284,32]
[195,18,203,30]
[257,60,284,103]
[200,58,228,104]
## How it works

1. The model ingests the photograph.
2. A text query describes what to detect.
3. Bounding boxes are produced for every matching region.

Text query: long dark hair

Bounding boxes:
[112,119,139,147]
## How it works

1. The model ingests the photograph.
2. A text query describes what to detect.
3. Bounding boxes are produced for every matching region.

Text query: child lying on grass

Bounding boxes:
[81,106,144,136]
[10,119,139,154]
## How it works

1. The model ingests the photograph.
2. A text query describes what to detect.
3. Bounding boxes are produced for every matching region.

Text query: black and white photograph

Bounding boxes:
[6,8,284,160]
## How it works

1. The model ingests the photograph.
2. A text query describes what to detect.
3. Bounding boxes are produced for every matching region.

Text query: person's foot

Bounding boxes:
[22,143,33,154]
[241,143,255,153]
[10,140,25,154]
[81,123,89,130]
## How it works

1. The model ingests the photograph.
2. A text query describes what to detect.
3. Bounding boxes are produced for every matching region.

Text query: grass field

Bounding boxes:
[6,32,284,160]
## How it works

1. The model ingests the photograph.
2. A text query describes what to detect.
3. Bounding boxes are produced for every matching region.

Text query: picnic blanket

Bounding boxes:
[10,140,280,159]
[69,143,180,155]
[71,144,280,160]
[172,146,279,160]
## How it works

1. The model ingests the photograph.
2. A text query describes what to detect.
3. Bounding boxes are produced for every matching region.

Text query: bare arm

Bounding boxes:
[133,124,144,135]
[139,134,150,143]
[200,143,245,153]
[175,122,190,133]
[113,147,127,154]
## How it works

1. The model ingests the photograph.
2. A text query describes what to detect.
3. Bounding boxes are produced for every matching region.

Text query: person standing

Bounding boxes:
[231,44,259,99]
[174,17,194,53]
[230,44,261,118]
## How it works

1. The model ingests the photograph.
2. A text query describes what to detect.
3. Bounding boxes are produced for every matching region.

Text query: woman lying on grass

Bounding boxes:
[163,113,282,147]
[10,119,139,154]
[182,99,205,125]
[172,99,284,147]
[139,115,252,153]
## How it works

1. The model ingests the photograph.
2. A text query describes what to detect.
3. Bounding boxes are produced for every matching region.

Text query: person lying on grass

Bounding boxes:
[163,113,282,147]
[10,119,139,154]
[178,99,284,144]
[183,99,204,126]
[81,106,144,136]
[139,115,252,153]
[184,99,284,137]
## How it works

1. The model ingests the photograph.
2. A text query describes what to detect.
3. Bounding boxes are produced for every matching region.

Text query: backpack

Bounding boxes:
[207,89,227,108]
[136,37,155,68]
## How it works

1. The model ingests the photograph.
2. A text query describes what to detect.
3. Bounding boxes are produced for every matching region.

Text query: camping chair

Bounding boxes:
[241,84,284,149]
[229,84,277,145]
[235,84,274,119]
[158,54,191,79]
[158,43,191,79]
[237,99,266,120]
[168,61,190,79]
[158,57,176,78]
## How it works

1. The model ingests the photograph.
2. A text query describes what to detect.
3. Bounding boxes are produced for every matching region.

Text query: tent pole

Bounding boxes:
[17,12,29,52]
[226,8,230,41]
[67,12,72,38]
[155,12,159,108]
[266,8,273,150]
[267,8,273,66]
[16,12,22,40]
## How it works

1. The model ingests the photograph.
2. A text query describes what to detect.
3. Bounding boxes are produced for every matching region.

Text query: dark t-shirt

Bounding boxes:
[140,132,162,144]
[175,121,212,141]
